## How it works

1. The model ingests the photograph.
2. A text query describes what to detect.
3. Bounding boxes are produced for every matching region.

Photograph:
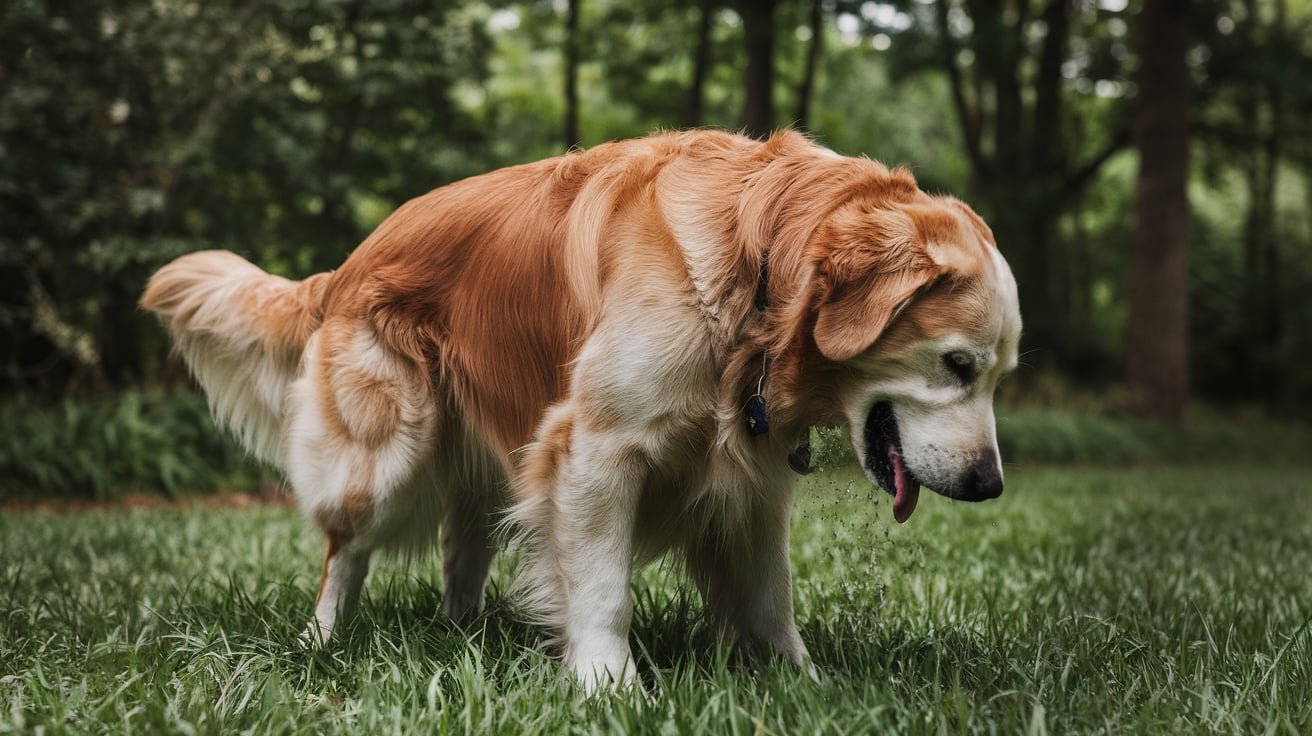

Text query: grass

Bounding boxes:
[2,462,1310,734]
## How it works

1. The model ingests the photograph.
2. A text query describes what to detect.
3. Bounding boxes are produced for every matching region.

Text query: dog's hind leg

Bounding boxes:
[307,534,371,644]
[440,488,499,620]
[286,319,437,644]
[428,429,504,620]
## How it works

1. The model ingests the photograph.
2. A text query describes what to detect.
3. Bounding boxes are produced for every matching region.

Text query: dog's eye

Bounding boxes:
[942,351,975,382]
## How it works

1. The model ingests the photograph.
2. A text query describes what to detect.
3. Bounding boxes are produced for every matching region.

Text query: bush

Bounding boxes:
[0,392,271,500]
[3,394,1307,501]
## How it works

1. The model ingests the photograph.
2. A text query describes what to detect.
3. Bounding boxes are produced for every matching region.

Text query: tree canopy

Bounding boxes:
[3,0,1310,413]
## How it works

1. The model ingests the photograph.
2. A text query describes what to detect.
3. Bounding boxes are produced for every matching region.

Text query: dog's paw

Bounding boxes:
[571,657,638,696]
[440,589,485,622]
[298,619,332,648]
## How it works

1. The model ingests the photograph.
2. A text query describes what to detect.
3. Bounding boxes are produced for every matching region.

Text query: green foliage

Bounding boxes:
[0,392,270,500]
[3,0,1312,407]
[4,393,1307,502]
[1,0,495,388]
[2,463,1309,732]
[806,425,856,471]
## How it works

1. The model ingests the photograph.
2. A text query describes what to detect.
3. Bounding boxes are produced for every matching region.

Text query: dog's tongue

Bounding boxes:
[889,445,920,524]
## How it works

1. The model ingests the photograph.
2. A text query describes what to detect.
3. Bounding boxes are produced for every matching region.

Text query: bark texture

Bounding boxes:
[793,0,823,129]
[1125,0,1192,423]
[684,0,715,127]
[738,0,778,139]
[563,0,580,149]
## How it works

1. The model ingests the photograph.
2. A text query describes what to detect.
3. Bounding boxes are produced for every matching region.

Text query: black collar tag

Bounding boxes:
[745,394,769,436]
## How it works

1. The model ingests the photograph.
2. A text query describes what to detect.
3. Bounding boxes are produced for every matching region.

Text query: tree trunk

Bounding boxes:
[563,0,580,149]
[738,0,777,139]
[1242,110,1280,397]
[1258,0,1285,399]
[1032,0,1068,174]
[1236,0,1285,400]
[1238,0,1266,395]
[684,0,714,127]
[936,0,1110,370]
[1125,0,1191,423]
[1069,189,1092,339]
[793,0,823,129]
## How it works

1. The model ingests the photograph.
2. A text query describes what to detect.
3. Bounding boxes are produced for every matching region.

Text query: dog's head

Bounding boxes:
[806,189,1020,523]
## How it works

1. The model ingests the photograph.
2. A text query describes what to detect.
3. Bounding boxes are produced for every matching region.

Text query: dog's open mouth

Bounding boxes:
[863,401,921,524]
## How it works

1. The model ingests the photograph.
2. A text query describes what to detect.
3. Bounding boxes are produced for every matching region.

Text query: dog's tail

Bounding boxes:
[141,250,331,465]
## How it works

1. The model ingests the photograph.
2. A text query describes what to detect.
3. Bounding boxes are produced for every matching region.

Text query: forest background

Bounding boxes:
[3,0,1311,497]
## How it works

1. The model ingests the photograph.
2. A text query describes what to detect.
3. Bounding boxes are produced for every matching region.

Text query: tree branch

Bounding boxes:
[934,0,986,177]
[793,0,824,128]
[1059,125,1131,202]
[684,0,715,127]
[1033,0,1068,170]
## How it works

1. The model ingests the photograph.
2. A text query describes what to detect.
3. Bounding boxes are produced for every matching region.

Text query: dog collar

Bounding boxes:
[746,248,771,437]
[745,248,812,474]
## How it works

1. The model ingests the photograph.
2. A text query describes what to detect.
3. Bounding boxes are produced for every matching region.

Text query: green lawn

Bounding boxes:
[2,464,1310,734]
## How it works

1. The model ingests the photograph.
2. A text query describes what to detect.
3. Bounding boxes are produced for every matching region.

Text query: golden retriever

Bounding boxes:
[141,129,1021,689]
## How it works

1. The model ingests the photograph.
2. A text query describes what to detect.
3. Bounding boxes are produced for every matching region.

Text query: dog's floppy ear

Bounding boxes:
[812,203,976,362]
[813,267,939,362]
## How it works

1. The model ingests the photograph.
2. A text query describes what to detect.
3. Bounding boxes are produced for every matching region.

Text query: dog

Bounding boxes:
[141,129,1021,690]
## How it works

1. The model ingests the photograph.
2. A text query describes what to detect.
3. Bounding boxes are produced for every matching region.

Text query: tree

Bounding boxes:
[564,0,581,149]
[883,1,1132,366]
[686,0,717,127]
[1237,0,1286,397]
[1125,0,1191,422]
[0,0,492,392]
[1187,0,1312,404]
[737,0,780,137]
[793,0,825,129]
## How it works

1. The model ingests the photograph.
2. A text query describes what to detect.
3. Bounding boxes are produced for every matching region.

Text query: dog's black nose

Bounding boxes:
[967,457,1004,501]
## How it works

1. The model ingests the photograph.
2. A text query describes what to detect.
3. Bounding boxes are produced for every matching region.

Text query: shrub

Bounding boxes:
[0,392,271,500]
[3,394,1306,501]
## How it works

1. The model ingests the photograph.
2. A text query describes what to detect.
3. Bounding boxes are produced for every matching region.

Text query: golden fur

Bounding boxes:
[141,129,1018,688]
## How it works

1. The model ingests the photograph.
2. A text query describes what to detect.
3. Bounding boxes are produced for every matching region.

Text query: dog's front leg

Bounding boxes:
[737,488,816,679]
[690,483,816,679]
[550,436,643,691]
